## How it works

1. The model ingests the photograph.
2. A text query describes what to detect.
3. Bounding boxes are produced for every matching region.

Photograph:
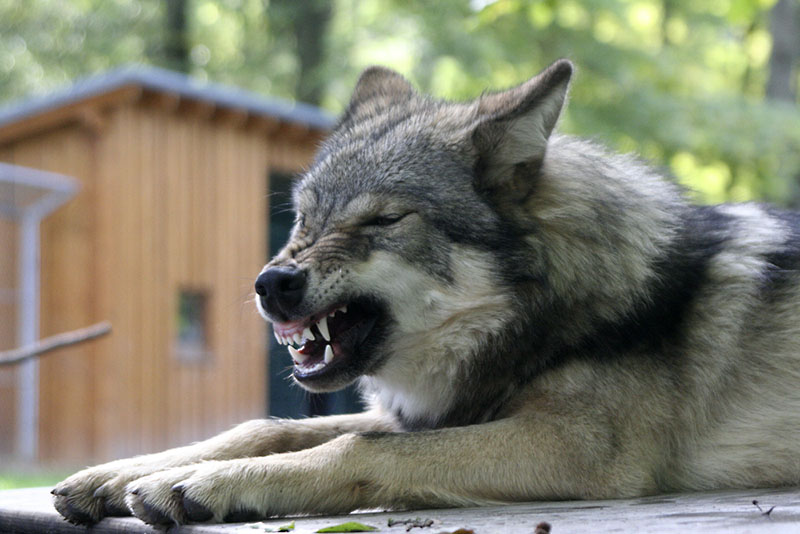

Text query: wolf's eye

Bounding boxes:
[362,213,406,227]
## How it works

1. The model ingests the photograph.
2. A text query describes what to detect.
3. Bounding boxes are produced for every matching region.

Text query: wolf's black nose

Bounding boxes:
[255,267,307,318]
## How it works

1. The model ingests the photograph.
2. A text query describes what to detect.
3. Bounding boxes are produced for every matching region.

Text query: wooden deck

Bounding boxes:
[1,486,799,533]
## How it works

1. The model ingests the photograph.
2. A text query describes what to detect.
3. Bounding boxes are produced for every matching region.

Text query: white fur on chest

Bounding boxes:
[355,246,514,424]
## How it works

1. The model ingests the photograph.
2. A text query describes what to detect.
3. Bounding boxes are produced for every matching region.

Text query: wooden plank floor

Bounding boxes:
[1,486,799,533]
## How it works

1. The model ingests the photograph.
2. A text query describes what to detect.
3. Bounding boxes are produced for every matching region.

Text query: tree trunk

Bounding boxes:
[269,0,333,105]
[165,0,190,73]
[766,0,799,102]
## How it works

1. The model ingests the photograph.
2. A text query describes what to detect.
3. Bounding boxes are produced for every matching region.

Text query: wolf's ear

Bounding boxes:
[340,67,416,124]
[472,60,573,192]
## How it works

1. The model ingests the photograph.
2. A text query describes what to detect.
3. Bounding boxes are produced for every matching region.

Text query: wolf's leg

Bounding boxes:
[125,409,657,525]
[53,409,395,525]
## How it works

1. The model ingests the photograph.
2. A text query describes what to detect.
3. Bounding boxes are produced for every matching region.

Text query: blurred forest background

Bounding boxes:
[1,0,800,204]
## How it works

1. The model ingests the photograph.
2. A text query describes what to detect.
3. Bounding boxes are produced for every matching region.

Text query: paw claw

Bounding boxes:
[182,495,214,522]
[51,486,69,497]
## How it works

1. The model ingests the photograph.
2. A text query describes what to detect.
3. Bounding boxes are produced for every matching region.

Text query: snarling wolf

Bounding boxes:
[54,60,800,526]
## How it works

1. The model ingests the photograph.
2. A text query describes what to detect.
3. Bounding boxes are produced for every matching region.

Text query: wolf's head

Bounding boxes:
[255,60,574,394]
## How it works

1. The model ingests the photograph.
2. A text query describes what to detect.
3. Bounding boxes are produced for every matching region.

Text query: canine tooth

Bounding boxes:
[339,305,347,314]
[288,345,308,363]
[303,327,315,341]
[318,316,331,341]
[324,344,334,364]
[293,333,303,345]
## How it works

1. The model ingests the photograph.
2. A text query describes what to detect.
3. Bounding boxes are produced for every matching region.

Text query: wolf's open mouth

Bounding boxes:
[272,298,380,381]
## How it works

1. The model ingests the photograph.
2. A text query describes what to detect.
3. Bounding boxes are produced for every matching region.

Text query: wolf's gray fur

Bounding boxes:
[54,60,800,526]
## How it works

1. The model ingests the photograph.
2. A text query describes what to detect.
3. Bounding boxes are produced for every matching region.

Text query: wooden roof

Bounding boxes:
[0,65,335,144]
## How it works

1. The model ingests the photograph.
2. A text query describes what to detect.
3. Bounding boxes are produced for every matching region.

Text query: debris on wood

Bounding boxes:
[534,521,552,533]
[270,521,296,532]
[752,500,776,516]
[246,520,295,531]
[388,517,436,530]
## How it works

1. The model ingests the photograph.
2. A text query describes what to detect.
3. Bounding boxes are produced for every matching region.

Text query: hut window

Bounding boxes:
[175,289,211,362]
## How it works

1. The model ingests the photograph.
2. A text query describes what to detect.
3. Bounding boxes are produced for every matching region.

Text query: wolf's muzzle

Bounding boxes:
[255,266,307,321]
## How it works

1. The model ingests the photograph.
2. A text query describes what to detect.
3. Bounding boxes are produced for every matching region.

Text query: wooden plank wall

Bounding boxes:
[267,133,323,175]
[0,126,99,463]
[0,95,321,465]
[0,214,18,457]
[0,138,19,458]
[88,102,271,462]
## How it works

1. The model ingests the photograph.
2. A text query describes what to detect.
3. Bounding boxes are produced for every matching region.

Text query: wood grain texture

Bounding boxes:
[2,486,800,533]
[0,86,313,464]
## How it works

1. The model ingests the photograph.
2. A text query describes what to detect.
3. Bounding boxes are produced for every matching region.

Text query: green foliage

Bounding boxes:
[1,0,799,205]
[0,469,70,490]
[0,0,162,97]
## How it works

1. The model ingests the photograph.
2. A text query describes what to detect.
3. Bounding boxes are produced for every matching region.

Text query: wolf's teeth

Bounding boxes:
[339,305,347,314]
[317,316,330,341]
[307,361,326,373]
[303,327,315,342]
[288,345,308,363]
[324,344,334,364]
[274,331,281,344]
[292,333,303,346]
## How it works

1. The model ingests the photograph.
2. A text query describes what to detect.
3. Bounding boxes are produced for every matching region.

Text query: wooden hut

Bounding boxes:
[0,66,332,465]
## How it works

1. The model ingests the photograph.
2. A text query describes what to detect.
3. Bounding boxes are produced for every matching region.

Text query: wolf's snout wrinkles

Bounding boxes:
[255,266,307,318]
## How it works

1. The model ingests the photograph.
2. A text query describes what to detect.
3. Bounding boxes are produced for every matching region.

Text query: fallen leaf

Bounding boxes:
[316,521,379,532]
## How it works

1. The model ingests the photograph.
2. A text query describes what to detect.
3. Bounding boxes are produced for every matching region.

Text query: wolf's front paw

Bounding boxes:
[124,464,203,526]
[52,462,164,525]
[126,457,343,525]
[125,462,267,525]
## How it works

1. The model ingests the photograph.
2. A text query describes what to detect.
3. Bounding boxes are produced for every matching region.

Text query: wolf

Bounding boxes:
[53,59,800,526]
